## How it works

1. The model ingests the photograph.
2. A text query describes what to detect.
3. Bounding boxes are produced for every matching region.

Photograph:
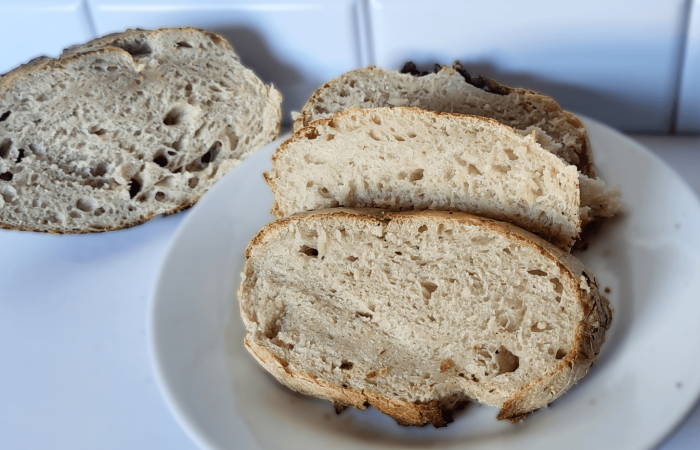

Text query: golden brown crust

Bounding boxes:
[241,208,612,424]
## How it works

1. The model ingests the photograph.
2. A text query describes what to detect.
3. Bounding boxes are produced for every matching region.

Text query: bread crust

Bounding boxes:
[239,208,612,426]
[294,65,595,178]
[0,27,281,233]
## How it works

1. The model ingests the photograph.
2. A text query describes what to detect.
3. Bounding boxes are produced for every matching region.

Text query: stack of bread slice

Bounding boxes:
[237,63,615,427]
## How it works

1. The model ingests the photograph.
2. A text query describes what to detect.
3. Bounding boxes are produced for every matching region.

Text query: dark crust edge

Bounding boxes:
[239,208,612,425]
[266,107,580,251]
[294,65,595,178]
[0,27,281,234]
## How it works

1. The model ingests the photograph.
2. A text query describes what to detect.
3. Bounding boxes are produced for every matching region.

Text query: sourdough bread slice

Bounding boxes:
[238,208,612,426]
[267,107,581,250]
[0,27,282,233]
[293,62,595,178]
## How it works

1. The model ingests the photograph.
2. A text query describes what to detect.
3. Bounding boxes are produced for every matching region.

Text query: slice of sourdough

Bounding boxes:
[0,27,281,233]
[293,62,595,178]
[238,208,612,426]
[267,107,582,250]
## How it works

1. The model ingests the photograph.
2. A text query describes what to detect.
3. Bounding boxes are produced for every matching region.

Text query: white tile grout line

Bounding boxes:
[360,0,376,67]
[82,0,98,39]
[670,0,694,134]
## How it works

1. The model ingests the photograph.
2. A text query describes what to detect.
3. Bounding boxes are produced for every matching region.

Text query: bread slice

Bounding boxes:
[0,27,282,233]
[267,107,582,250]
[237,208,612,426]
[293,62,595,178]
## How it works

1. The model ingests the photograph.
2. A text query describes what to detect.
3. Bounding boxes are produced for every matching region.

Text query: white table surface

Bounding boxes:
[0,134,698,450]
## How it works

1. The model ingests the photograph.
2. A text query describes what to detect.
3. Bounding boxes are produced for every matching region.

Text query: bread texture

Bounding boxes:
[293,62,595,178]
[237,208,612,426]
[0,27,282,233]
[267,107,582,250]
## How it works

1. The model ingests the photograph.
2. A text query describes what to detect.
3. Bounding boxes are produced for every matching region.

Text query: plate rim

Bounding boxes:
[148,118,700,450]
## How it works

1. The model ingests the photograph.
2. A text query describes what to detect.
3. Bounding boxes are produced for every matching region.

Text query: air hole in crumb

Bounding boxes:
[371,115,381,125]
[368,130,381,141]
[550,278,564,294]
[418,225,428,233]
[188,177,199,188]
[356,311,372,319]
[306,181,314,188]
[347,256,358,261]
[153,155,168,167]
[468,164,481,175]
[505,149,518,160]
[93,207,105,217]
[339,361,353,370]
[112,39,152,57]
[496,346,519,375]
[528,270,547,277]
[409,169,424,182]
[531,321,548,332]
[163,108,183,126]
[555,349,568,360]
[503,248,512,255]
[89,127,107,136]
[186,141,221,172]
[91,162,109,177]
[129,178,141,199]
[155,192,166,202]
[175,41,192,48]
[421,281,438,299]
[397,171,407,180]
[394,135,405,141]
[0,111,10,122]
[395,251,402,255]
[0,138,12,159]
[318,187,331,198]
[0,172,12,181]
[326,134,335,141]
[76,198,95,212]
[408,131,417,138]
[299,245,318,257]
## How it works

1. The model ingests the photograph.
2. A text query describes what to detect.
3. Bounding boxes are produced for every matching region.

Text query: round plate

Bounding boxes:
[150,118,700,450]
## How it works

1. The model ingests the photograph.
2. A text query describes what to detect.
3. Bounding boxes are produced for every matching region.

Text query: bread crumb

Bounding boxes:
[365,371,377,379]
[604,287,611,293]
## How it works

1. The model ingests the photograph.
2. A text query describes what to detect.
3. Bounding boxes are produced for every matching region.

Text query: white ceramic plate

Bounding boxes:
[150,118,700,450]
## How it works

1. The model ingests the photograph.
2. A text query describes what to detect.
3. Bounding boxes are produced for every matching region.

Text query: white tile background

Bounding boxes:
[0,1,94,74]
[0,0,698,132]
[1,1,700,449]
[678,0,700,133]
